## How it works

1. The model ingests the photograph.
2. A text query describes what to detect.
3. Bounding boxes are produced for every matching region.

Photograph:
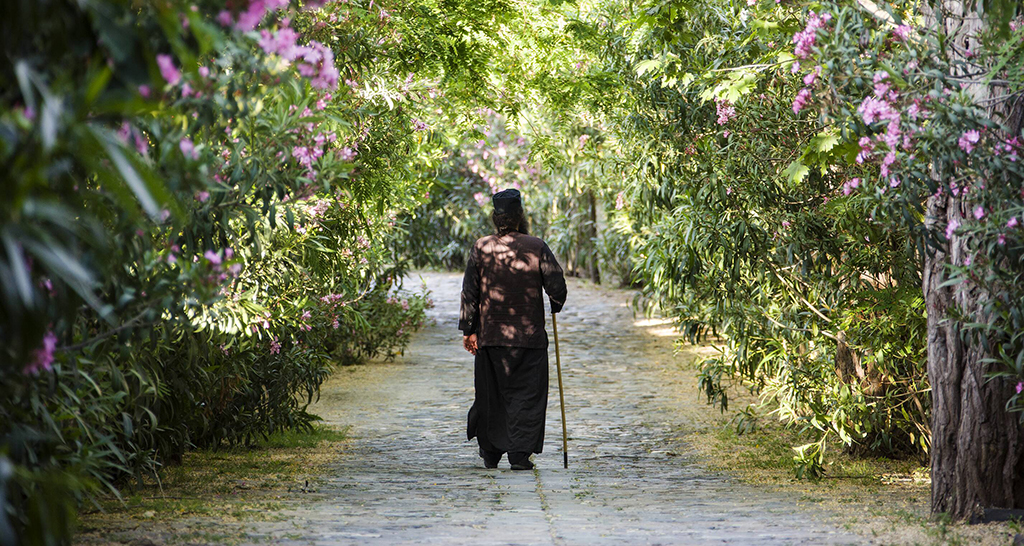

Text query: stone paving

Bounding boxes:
[243,271,864,545]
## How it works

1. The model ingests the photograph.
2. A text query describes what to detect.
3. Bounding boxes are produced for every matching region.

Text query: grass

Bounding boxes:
[76,423,348,545]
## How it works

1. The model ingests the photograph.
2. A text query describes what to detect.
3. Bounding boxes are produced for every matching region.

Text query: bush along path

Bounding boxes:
[82,272,876,545]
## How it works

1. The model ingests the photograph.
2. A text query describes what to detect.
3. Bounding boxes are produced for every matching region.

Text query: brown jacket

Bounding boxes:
[459,232,567,348]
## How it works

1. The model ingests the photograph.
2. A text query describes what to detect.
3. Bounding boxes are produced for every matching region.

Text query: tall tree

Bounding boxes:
[924,0,1024,520]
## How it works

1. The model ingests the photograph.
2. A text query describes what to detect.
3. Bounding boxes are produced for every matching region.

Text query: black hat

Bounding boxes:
[491,189,522,214]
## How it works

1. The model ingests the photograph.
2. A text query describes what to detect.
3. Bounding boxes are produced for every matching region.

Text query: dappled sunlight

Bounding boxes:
[633,317,679,337]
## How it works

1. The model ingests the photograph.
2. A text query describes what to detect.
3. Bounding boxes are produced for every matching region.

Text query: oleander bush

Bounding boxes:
[0,0,504,542]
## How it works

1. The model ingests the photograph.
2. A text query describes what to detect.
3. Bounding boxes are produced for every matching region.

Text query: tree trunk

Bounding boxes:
[587,190,601,285]
[925,1,1024,520]
[925,195,1024,521]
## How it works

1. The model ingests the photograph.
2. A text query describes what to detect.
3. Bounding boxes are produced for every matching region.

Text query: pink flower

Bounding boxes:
[259,27,300,58]
[179,137,199,160]
[792,88,812,114]
[23,331,58,375]
[196,191,210,202]
[235,0,289,32]
[858,97,898,124]
[856,136,874,164]
[338,147,356,161]
[156,54,181,86]
[973,206,985,220]
[198,66,210,78]
[204,249,222,265]
[1008,217,1019,229]
[615,192,626,210]
[216,10,233,26]
[892,25,912,41]
[1017,382,1023,394]
[946,219,959,240]
[270,336,281,355]
[842,178,860,195]
[473,192,488,207]
[958,130,981,154]
[782,220,791,228]
[802,65,822,87]
[793,12,831,59]
[138,85,152,98]
[716,99,736,125]
[880,151,897,177]
[998,234,1007,245]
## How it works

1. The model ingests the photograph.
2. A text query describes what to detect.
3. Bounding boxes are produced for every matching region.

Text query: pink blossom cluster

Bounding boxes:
[269,335,281,354]
[23,331,58,375]
[848,72,919,182]
[715,99,736,125]
[309,199,331,219]
[615,191,626,210]
[320,293,347,304]
[945,219,959,240]
[157,54,181,86]
[958,129,981,154]
[842,178,861,195]
[793,11,832,59]
[292,145,323,170]
[216,0,290,32]
[318,293,349,330]
[180,137,199,160]
[892,24,912,42]
[792,88,812,114]
[994,136,1021,162]
[258,25,340,91]
[116,122,150,157]
[204,247,242,280]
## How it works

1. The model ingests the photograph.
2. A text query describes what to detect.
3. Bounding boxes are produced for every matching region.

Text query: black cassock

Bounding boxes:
[468,347,549,461]
[458,231,567,465]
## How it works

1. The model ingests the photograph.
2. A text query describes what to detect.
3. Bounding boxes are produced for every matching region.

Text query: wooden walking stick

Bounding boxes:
[552,313,568,469]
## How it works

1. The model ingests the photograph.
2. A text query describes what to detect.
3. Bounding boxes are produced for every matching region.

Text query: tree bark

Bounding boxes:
[925,1,1024,521]
[587,190,601,285]
[926,193,1024,521]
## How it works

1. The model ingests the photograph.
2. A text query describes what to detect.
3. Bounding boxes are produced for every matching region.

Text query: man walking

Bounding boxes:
[459,189,568,470]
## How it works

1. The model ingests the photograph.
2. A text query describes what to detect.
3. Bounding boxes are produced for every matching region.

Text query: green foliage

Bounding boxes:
[583,0,935,475]
[0,0,477,543]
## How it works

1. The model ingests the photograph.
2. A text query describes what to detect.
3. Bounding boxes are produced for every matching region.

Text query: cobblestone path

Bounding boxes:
[242,271,862,545]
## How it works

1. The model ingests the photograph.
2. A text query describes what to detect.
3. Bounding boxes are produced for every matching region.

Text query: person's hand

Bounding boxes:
[463,334,478,355]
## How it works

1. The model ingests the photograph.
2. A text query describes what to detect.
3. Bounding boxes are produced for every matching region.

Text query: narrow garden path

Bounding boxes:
[234,271,863,545]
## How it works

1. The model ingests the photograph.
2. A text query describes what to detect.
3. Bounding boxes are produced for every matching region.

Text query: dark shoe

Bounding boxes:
[509,452,536,471]
[509,459,534,471]
[480,448,501,469]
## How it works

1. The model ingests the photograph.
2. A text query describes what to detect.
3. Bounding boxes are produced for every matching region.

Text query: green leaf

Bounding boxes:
[810,130,840,153]
[782,161,809,185]
[635,59,663,78]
